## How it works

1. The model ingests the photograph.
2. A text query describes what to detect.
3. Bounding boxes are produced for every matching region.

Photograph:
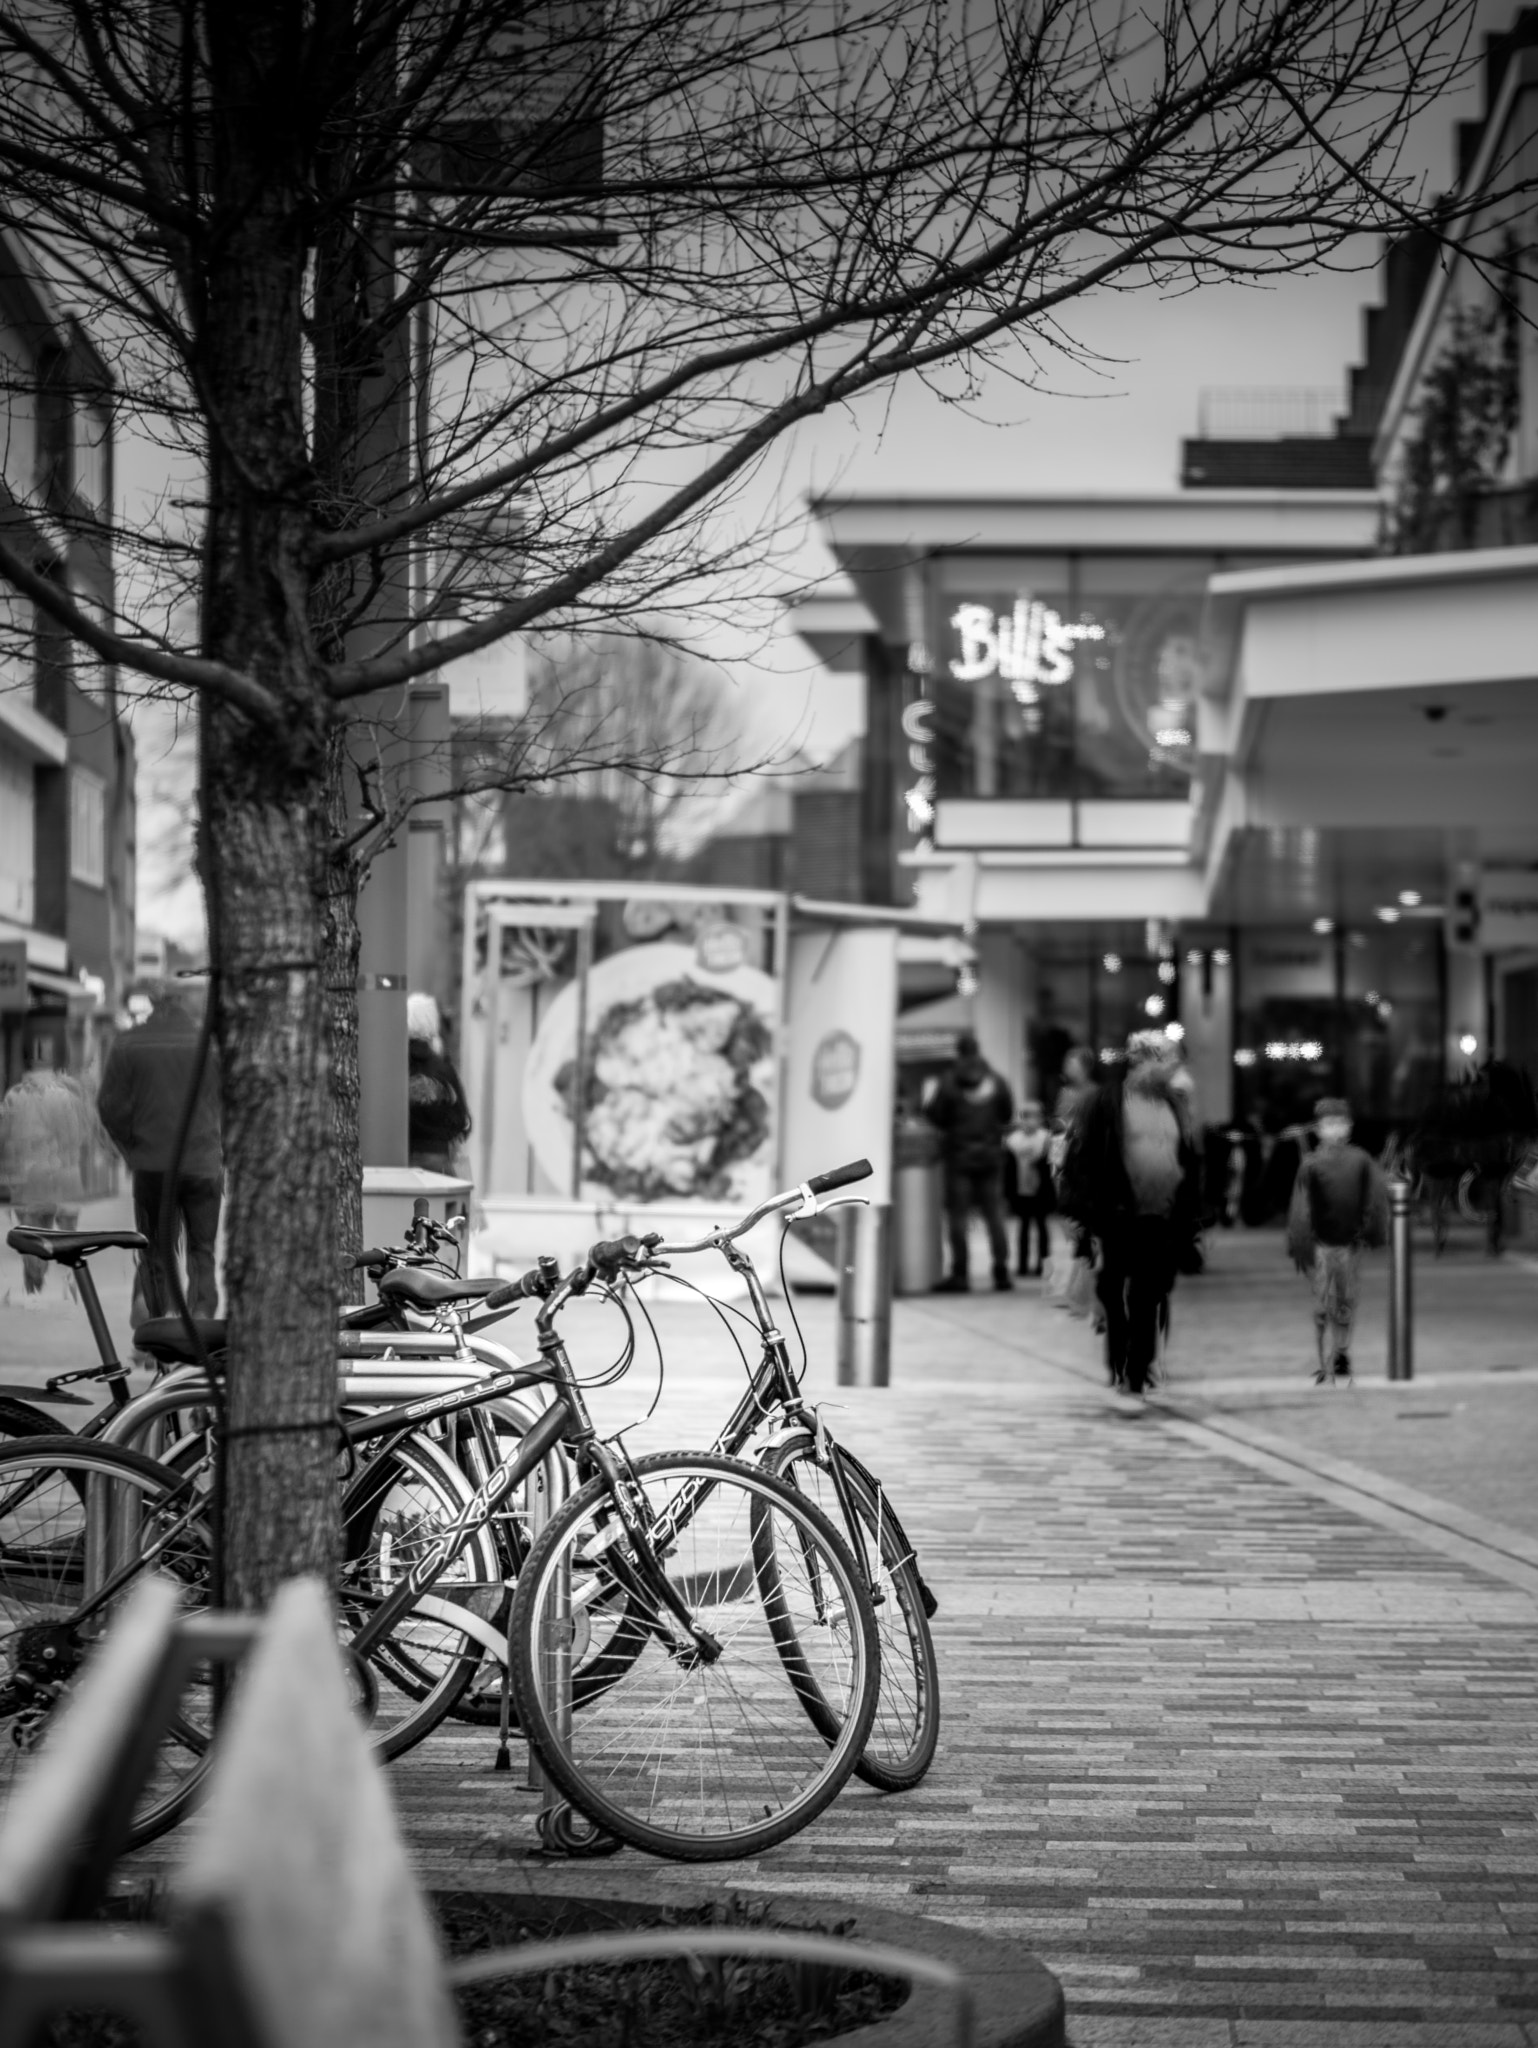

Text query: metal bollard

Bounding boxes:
[835,1202,892,1388]
[1387,1175,1414,1381]
[523,1456,576,1802]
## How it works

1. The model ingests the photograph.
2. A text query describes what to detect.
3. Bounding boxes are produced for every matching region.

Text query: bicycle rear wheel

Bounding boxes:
[761,1435,939,1791]
[509,1451,879,1861]
[0,1436,214,1850]
[337,1431,503,1759]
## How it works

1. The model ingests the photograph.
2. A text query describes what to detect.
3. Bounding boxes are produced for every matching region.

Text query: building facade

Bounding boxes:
[790,21,1538,1137]
[0,229,134,1103]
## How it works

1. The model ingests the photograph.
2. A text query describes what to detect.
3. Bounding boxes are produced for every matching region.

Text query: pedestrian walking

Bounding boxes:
[924,1030,1015,1293]
[1050,1044,1098,1140]
[0,1048,97,1302]
[407,992,472,1179]
[1056,1029,1201,1410]
[97,985,221,1325]
[1286,1095,1388,1384]
[1005,1099,1054,1277]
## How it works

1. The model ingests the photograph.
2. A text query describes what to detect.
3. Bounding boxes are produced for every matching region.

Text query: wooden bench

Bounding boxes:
[0,1578,972,2048]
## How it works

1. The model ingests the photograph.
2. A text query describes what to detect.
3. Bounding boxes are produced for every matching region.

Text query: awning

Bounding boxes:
[26,967,94,1002]
[896,989,976,1057]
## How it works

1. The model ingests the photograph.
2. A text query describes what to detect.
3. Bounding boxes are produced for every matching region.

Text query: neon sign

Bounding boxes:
[901,696,936,831]
[949,600,1103,702]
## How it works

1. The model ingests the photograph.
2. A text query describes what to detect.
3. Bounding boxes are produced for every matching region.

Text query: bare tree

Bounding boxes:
[509,631,748,876]
[0,0,1518,1603]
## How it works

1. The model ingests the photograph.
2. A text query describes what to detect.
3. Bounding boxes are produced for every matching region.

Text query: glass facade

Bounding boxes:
[1231,922,1444,1133]
[925,550,1294,803]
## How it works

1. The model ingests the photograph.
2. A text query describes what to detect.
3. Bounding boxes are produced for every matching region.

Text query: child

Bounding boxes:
[1005,1099,1053,1277]
[1286,1096,1388,1384]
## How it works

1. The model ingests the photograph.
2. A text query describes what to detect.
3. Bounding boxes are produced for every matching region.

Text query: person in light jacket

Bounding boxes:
[0,1048,98,1298]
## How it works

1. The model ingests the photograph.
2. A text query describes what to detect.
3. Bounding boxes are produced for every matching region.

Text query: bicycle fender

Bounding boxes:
[410,1593,510,1669]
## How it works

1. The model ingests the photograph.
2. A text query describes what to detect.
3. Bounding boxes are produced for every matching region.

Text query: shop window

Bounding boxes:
[927,552,1214,802]
[70,765,106,888]
[1234,923,1443,1131]
[1073,556,1214,798]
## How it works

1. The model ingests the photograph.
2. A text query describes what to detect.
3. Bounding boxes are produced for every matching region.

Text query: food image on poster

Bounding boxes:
[521,942,778,1202]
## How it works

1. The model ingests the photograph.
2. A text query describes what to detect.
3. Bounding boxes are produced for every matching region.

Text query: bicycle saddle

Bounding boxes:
[133,1316,229,1362]
[6,1226,149,1262]
[376,1269,501,1309]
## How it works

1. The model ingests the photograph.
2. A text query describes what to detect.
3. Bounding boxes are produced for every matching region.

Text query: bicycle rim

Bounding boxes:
[509,1452,878,1860]
[762,1435,939,1792]
[0,1436,214,1850]
[338,1432,502,1760]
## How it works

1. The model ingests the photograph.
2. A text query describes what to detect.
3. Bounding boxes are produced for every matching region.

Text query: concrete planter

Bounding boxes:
[432,1883,1065,2048]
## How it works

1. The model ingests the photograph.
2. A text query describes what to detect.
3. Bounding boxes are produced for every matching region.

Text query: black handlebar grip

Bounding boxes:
[482,1267,548,1311]
[589,1233,641,1270]
[804,1158,873,1196]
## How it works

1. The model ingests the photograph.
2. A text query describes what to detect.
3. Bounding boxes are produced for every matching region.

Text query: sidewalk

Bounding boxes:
[20,1213,1533,2042]
[376,1232,1538,2047]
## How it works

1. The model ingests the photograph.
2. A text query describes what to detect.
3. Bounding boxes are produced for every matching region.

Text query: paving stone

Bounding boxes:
[110,1229,1538,2044]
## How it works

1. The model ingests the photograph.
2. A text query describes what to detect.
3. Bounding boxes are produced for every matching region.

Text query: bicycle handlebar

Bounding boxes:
[805,1158,872,1197]
[483,1158,876,1318]
[587,1230,663,1274]
[643,1157,874,1257]
[481,1255,562,1313]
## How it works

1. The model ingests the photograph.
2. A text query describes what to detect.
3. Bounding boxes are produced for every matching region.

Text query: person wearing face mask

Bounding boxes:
[1286,1096,1389,1385]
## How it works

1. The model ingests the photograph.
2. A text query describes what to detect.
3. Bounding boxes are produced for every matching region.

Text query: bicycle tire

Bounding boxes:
[0,1435,215,1851]
[0,1393,78,1445]
[508,1451,879,1861]
[760,1434,940,1792]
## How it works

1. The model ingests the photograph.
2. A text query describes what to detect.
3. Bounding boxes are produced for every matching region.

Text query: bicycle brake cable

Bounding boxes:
[777,1218,810,1385]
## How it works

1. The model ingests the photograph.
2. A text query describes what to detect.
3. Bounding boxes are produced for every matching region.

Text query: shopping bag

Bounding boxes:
[1061,1254,1096,1321]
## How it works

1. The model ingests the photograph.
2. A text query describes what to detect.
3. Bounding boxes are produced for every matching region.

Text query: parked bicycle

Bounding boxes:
[0,1165,885,1863]
[594,1162,941,1793]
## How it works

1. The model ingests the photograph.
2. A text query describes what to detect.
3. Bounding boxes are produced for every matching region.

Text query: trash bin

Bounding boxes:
[893,1117,943,1296]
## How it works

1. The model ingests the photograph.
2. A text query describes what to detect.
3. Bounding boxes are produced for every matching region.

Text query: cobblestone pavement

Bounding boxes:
[368,1234,1538,2048]
[18,1206,1536,2044]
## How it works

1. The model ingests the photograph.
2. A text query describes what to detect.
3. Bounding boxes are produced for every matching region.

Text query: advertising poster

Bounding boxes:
[782,924,896,1205]
[462,883,785,1210]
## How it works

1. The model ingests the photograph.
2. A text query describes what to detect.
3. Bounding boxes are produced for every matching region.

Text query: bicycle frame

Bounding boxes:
[344,1282,724,1679]
[668,1229,926,1609]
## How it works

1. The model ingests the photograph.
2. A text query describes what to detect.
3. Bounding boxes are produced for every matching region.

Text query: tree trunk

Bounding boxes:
[197,8,341,1604]
[199,741,341,1605]
[326,736,365,1303]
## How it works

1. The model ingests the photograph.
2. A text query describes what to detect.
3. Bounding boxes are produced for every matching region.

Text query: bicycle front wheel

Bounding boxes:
[509,1451,879,1861]
[761,1435,939,1791]
[0,1435,214,1850]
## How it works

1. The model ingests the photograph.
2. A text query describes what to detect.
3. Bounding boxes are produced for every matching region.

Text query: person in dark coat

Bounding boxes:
[1057,1030,1201,1408]
[924,1031,1015,1293]
[407,992,472,1178]
[97,986,221,1324]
